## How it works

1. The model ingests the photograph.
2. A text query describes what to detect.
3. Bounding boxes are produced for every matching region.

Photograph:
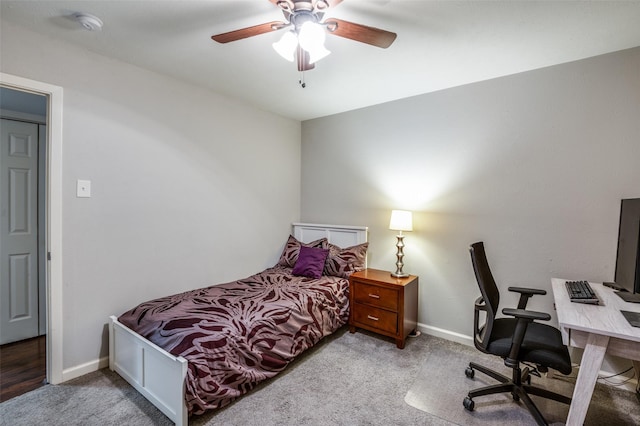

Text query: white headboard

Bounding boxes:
[293,222,368,248]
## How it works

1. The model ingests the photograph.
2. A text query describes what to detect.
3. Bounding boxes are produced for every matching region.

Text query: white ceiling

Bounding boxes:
[2,0,640,121]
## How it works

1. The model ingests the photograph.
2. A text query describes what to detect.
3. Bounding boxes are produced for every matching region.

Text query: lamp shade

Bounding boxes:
[298,21,331,64]
[307,44,331,64]
[272,30,297,62]
[298,21,325,50]
[389,210,413,232]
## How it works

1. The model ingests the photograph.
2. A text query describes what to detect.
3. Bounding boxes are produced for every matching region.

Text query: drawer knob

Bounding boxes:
[368,293,380,299]
[367,315,379,321]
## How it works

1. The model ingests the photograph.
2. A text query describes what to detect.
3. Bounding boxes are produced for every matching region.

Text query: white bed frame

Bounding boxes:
[109,223,367,426]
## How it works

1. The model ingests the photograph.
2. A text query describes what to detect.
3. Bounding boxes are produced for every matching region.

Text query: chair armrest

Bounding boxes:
[501,307,551,369]
[502,308,551,322]
[508,286,546,296]
[508,286,546,309]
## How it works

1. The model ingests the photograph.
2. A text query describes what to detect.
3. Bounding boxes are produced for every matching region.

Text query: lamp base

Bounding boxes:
[392,234,409,278]
[390,272,409,278]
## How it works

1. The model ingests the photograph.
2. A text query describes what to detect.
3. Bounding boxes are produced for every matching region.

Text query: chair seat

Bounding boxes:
[485,318,572,375]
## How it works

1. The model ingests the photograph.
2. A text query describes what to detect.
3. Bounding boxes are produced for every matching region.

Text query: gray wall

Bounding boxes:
[301,47,640,341]
[1,21,301,372]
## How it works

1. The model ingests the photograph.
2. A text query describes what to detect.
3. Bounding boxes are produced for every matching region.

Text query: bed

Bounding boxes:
[109,223,368,425]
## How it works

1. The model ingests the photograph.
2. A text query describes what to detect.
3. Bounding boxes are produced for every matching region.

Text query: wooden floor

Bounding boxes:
[0,335,46,402]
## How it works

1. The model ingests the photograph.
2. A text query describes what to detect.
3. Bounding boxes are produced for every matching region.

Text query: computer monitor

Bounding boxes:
[614,198,640,293]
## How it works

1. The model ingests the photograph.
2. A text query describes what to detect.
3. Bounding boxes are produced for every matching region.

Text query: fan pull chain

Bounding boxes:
[299,70,306,88]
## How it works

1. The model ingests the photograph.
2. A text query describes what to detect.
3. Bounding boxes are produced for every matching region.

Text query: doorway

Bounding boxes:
[0,73,63,390]
[0,88,47,399]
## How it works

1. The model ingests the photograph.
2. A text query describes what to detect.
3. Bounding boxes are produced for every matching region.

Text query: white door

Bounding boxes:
[0,119,40,344]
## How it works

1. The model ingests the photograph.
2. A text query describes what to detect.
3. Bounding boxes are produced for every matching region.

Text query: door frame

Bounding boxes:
[0,72,63,384]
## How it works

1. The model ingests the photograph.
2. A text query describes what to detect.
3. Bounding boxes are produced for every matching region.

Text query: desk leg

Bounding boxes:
[566,333,609,426]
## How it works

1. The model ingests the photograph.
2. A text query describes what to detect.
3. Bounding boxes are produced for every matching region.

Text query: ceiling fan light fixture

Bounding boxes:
[298,21,324,50]
[298,21,330,63]
[211,0,397,75]
[273,30,297,61]
[306,44,331,64]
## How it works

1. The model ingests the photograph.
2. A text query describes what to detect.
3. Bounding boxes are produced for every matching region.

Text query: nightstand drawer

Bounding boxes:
[353,282,398,311]
[353,304,398,334]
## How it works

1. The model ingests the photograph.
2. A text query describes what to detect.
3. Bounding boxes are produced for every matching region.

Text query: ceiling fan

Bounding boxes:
[211,0,397,73]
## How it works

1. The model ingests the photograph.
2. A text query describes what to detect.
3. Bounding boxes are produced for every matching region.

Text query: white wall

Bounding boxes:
[301,47,640,344]
[1,21,301,374]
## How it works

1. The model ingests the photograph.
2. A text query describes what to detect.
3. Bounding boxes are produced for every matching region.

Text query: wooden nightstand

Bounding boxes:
[348,268,418,349]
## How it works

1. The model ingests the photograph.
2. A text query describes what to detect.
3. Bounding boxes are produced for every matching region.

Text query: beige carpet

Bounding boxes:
[404,338,640,425]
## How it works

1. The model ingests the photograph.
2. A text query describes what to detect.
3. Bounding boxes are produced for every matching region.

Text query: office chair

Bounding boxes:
[464,242,572,426]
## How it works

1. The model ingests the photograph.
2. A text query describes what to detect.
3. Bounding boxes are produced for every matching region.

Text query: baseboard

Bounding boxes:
[418,322,473,347]
[61,356,109,382]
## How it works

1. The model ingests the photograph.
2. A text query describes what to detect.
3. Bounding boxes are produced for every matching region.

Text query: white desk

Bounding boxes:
[551,278,640,426]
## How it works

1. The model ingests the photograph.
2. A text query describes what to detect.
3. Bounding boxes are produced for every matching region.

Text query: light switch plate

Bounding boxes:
[77,179,91,197]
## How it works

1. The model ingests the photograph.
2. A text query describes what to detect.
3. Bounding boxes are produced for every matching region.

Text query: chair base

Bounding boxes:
[463,361,571,426]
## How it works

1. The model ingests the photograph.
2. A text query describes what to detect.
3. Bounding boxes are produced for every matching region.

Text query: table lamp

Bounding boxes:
[389,210,413,278]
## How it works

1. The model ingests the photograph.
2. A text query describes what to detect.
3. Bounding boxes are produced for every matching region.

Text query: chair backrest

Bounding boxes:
[469,241,500,351]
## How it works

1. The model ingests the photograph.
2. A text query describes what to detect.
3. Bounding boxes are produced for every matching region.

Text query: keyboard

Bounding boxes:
[565,280,599,304]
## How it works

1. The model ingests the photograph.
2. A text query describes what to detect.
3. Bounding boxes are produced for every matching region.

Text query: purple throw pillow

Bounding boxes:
[292,246,329,279]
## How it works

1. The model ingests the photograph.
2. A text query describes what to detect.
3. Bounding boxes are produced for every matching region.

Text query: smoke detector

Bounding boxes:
[73,13,103,32]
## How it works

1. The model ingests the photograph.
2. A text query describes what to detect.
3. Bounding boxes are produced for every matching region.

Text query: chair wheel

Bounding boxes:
[512,392,520,402]
[463,396,475,411]
[465,367,475,378]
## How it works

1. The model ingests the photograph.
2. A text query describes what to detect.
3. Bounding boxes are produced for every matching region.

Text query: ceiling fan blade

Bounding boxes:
[325,18,396,48]
[212,21,284,43]
[297,46,315,71]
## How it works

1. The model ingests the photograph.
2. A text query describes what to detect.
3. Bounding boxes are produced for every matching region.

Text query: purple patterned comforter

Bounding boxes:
[118,265,350,415]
